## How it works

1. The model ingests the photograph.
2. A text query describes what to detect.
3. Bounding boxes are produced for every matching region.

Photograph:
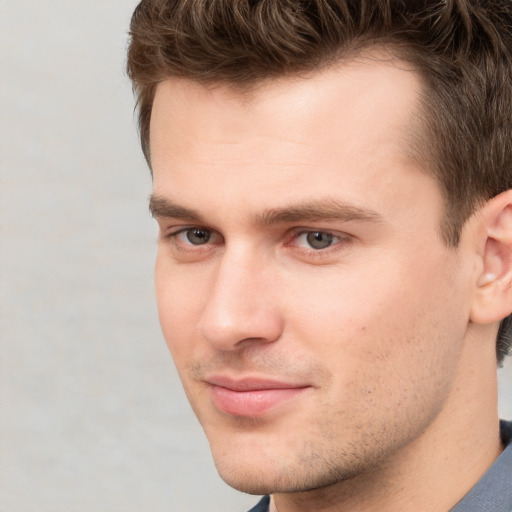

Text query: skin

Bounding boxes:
[149,58,505,511]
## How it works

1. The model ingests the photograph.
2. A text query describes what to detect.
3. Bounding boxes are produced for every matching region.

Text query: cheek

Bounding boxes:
[286,245,464,338]
[281,252,467,395]
[154,255,207,361]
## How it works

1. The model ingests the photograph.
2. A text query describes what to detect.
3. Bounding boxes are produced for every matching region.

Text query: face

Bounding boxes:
[149,60,474,495]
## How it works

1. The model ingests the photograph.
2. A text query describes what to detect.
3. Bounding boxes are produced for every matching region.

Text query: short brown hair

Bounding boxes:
[126,0,512,364]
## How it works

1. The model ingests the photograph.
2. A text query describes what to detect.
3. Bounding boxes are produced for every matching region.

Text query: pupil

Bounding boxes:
[307,231,333,249]
[187,229,210,245]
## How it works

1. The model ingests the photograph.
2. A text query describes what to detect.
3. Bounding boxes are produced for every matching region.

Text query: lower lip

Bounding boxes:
[208,385,308,417]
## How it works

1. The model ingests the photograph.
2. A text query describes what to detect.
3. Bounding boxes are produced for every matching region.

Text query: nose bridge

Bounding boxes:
[198,243,282,350]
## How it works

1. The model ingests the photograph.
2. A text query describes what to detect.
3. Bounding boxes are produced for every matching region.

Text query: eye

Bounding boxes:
[295,231,343,250]
[161,226,223,262]
[169,227,220,246]
[181,228,211,245]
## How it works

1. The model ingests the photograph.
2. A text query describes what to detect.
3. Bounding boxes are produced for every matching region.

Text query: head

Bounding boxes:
[128,0,512,365]
[127,0,512,500]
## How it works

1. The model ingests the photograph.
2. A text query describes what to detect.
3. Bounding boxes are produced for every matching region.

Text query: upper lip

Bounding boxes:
[205,375,309,392]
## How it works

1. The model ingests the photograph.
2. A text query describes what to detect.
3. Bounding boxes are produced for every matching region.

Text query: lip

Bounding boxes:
[205,376,311,417]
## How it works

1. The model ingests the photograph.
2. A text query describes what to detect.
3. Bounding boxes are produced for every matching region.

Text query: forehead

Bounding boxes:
[149,57,429,221]
[151,56,422,159]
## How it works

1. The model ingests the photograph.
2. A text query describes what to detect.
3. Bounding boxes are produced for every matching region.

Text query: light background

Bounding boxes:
[1,1,511,511]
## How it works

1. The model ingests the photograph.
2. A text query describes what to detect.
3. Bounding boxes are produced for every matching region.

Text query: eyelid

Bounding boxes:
[163,226,224,245]
[297,231,342,247]
[160,223,352,259]
[288,228,350,244]
[283,229,354,263]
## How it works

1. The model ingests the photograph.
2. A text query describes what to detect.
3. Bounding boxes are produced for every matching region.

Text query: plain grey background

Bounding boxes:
[1,1,511,511]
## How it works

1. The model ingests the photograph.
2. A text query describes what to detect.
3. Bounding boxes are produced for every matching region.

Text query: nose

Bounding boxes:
[197,249,284,351]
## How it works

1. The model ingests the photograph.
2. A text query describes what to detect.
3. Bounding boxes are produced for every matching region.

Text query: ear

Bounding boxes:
[470,190,512,325]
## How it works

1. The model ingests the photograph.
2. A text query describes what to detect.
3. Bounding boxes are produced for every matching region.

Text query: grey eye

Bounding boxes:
[186,229,211,245]
[306,231,334,249]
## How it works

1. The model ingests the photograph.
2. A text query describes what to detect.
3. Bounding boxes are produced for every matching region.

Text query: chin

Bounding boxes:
[211,447,367,496]
[217,471,277,496]
[215,461,297,495]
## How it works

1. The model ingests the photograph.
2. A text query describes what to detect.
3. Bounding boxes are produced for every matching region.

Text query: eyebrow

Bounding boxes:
[149,194,383,226]
[257,199,383,225]
[149,195,202,222]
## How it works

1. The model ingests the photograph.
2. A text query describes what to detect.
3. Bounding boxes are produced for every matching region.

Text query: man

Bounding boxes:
[127,1,512,510]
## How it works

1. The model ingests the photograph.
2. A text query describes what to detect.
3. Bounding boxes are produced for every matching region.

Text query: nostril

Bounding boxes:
[198,305,284,351]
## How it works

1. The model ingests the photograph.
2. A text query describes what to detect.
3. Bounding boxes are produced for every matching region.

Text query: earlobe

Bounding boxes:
[470,191,512,325]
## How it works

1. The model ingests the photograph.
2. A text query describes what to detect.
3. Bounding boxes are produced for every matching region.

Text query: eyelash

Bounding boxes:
[164,227,223,247]
[285,229,352,261]
[161,226,352,260]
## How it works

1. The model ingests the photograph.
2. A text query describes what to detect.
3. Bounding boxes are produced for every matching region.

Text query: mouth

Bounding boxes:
[205,376,311,417]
